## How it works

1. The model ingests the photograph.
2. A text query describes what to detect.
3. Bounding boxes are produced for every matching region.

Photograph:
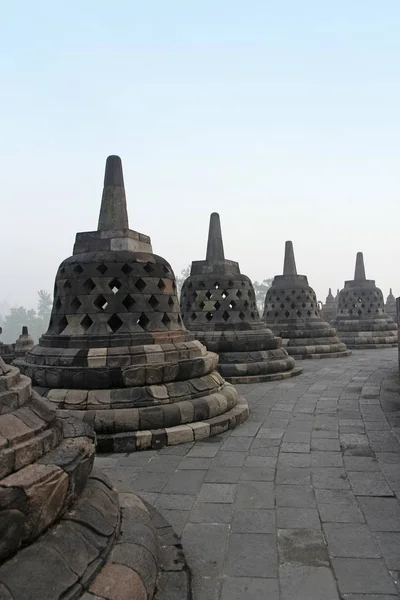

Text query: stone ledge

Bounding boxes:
[225,366,303,384]
[96,397,249,452]
[289,350,352,360]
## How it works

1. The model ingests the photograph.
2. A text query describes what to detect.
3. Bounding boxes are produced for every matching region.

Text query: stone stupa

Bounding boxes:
[332,252,398,348]
[180,213,301,383]
[0,327,14,363]
[321,288,337,322]
[17,156,248,452]
[0,357,190,598]
[385,288,397,322]
[263,241,351,359]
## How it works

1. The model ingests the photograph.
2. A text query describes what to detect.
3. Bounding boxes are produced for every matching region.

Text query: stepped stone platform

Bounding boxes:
[180,213,301,384]
[332,252,398,349]
[263,241,351,359]
[17,156,248,452]
[0,357,190,599]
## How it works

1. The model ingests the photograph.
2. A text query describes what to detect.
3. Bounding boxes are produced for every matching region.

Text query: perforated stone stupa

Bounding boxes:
[263,241,351,359]
[180,213,301,383]
[385,289,397,322]
[17,156,248,452]
[0,357,190,599]
[321,288,337,322]
[332,252,398,349]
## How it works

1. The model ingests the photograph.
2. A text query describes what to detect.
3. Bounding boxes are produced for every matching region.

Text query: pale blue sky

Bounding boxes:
[1,1,399,309]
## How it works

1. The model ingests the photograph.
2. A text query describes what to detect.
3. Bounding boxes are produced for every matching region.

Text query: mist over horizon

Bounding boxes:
[1,1,399,312]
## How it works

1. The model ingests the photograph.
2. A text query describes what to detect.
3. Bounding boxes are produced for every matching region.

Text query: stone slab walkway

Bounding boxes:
[96,348,400,599]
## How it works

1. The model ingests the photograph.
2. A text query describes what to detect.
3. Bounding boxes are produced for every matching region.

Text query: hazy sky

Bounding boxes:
[1,1,399,311]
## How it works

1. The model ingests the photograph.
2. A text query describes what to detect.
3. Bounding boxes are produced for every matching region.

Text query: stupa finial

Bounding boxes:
[283,241,297,275]
[206,212,225,262]
[329,287,332,294]
[354,252,366,281]
[390,288,393,295]
[97,155,129,231]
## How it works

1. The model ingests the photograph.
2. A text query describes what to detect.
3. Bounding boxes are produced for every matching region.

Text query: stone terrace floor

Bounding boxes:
[96,348,400,600]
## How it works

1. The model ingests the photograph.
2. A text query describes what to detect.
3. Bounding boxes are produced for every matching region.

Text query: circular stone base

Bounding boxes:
[96,396,249,453]
[0,469,190,600]
[345,343,398,350]
[289,350,353,360]
[224,366,303,385]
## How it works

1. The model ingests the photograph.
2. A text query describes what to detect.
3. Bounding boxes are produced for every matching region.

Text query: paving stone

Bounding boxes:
[204,466,241,483]
[157,509,189,536]
[318,503,365,523]
[373,532,400,570]
[163,470,206,495]
[276,465,311,485]
[255,427,285,439]
[239,466,275,481]
[220,576,279,600]
[211,451,246,467]
[311,451,344,467]
[311,438,341,451]
[277,507,321,529]
[189,502,233,524]
[344,456,381,471]
[243,455,277,468]
[280,442,310,453]
[222,436,253,452]
[232,509,275,533]
[278,453,311,467]
[332,558,397,594]
[278,528,329,566]
[312,430,339,439]
[197,483,236,503]
[182,523,229,577]
[178,457,214,470]
[190,576,222,600]
[130,471,170,493]
[275,484,316,507]
[358,497,400,531]
[312,468,350,490]
[283,431,311,443]
[279,565,340,600]
[225,533,277,577]
[186,445,220,458]
[143,455,182,472]
[235,481,274,508]
[347,471,394,496]
[155,494,196,510]
[323,523,380,557]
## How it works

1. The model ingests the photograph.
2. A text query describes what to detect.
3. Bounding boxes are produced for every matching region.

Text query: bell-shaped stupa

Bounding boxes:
[180,213,301,383]
[263,241,351,359]
[321,288,337,322]
[385,288,397,322]
[332,252,398,348]
[14,326,34,359]
[17,157,248,452]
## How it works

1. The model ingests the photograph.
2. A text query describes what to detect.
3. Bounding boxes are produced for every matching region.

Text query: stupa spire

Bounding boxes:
[206,212,225,262]
[283,241,297,275]
[354,252,366,281]
[97,155,129,231]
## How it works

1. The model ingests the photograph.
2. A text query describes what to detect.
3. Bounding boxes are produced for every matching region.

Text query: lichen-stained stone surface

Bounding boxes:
[332,252,398,349]
[180,213,301,384]
[321,288,337,323]
[0,357,190,599]
[17,157,248,452]
[263,242,351,359]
